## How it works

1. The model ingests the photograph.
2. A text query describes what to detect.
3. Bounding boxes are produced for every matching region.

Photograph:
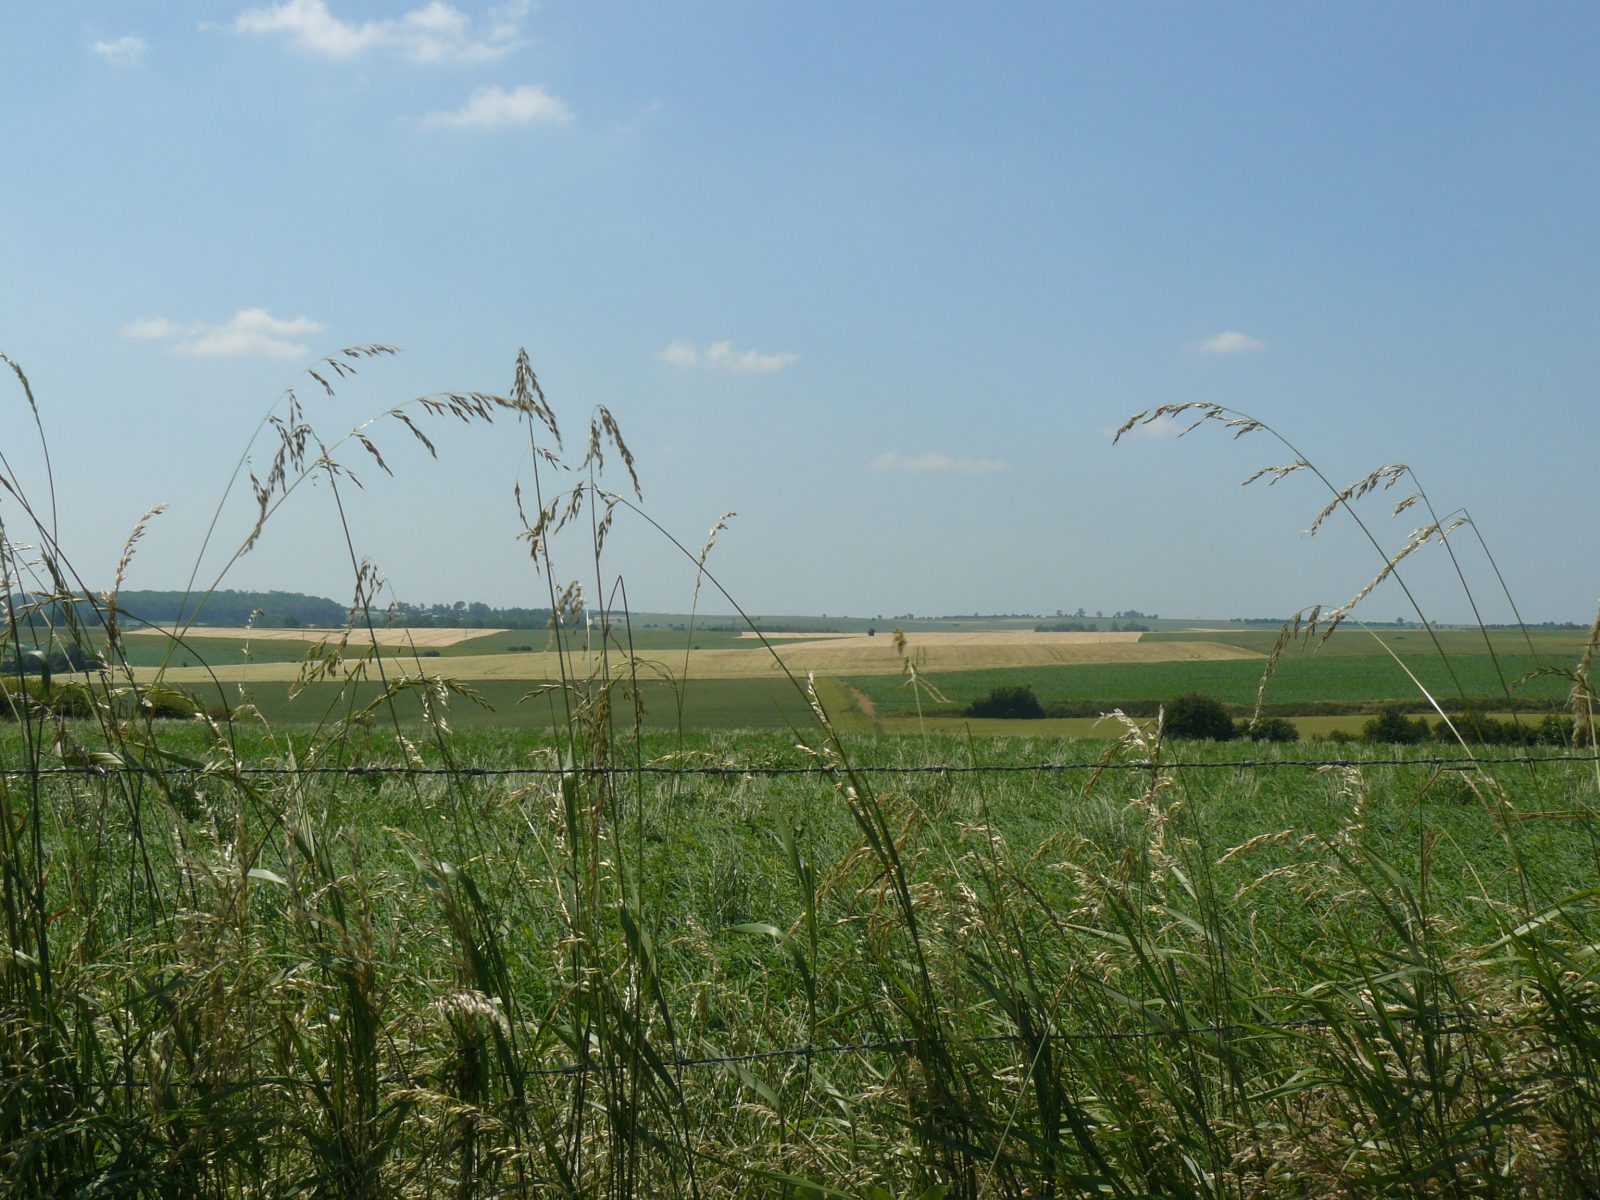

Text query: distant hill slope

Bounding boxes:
[112,589,348,628]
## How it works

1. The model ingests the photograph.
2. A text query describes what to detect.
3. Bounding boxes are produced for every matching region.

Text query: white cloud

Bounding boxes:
[871,450,1012,475]
[1196,330,1266,355]
[89,35,148,65]
[660,339,799,374]
[232,0,524,63]
[421,84,570,130]
[121,317,188,340]
[120,309,326,359]
[659,340,701,369]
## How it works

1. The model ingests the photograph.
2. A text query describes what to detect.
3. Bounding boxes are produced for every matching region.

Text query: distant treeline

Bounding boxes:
[113,590,349,628]
[387,602,555,629]
[1034,621,1150,633]
[3,590,352,630]
[6,591,559,631]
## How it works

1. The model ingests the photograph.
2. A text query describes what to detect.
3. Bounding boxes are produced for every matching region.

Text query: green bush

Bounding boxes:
[1361,705,1430,745]
[966,684,1045,719]
[1535,713,1578,746]
[1246,715,1299,743]
[1163,693,1237,741]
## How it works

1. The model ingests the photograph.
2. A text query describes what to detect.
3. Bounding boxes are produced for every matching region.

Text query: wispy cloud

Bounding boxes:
[1195,330,1266,355]
[421,84,570,129]
[660,339,799,374]
[89,35,148,65]
[121,308,325,359]
[871,450,1011,475]
[120,318,189,340]
[231,0,526,63]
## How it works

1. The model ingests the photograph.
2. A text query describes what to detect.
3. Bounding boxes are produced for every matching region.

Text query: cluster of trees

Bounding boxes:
[962,688,1300,740]
[7,590,570,633]
[1355,705,1580,747]
[966,685,1046,719]
[1162,694,1299,743]
[1033,621,1150,633]
[387,601,555,629]
[1047,608,1161,622]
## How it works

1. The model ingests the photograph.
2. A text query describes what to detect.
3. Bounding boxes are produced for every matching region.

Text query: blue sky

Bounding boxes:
[2,3,1596,623]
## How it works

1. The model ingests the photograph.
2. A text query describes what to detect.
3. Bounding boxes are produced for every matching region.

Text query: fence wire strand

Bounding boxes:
[519,1011,1491,1079]
[5,752,1598,779]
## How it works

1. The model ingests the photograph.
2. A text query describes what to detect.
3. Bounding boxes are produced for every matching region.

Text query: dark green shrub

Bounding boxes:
[1433,712,1537,746]
[967,685,1045,719]
[1361,705,1430,745]
[1246,715,1299,743]
[1163,693,1236,741]
[1535,713,1575,746]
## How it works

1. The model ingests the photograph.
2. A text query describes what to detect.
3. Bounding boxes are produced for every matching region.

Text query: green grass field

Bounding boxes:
[849,650,1570,718]
[8,707,1599,1195]
[115,633,319,668]
[205,674,823,732]
[1146,625,1590,659]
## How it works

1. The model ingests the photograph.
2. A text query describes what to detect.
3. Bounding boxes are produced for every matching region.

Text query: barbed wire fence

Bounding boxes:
[9,751,1600,779]
[10,746,1592,1082]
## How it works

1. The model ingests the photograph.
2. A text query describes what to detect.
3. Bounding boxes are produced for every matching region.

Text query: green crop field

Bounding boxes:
[116,632,321,668]
[848,650,1571,718]
[207,674,826,733]
[106,621,1590,742]
[1145,625,1591,659]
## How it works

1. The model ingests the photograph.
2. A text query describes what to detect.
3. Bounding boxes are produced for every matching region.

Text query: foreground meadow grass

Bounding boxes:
[6,719,1600,1197]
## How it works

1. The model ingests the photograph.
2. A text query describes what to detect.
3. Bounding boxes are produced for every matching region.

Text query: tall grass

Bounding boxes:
[2,352,1598,1196]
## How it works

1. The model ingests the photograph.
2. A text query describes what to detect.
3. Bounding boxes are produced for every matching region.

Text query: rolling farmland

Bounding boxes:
[117,621,1580,736]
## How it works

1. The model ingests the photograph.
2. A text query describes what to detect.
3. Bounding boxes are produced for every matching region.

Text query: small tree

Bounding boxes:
[967,685,1045,719]
[1361,705,1429,745]
[1246,715,1299,743]
[1164,693,1236,741]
